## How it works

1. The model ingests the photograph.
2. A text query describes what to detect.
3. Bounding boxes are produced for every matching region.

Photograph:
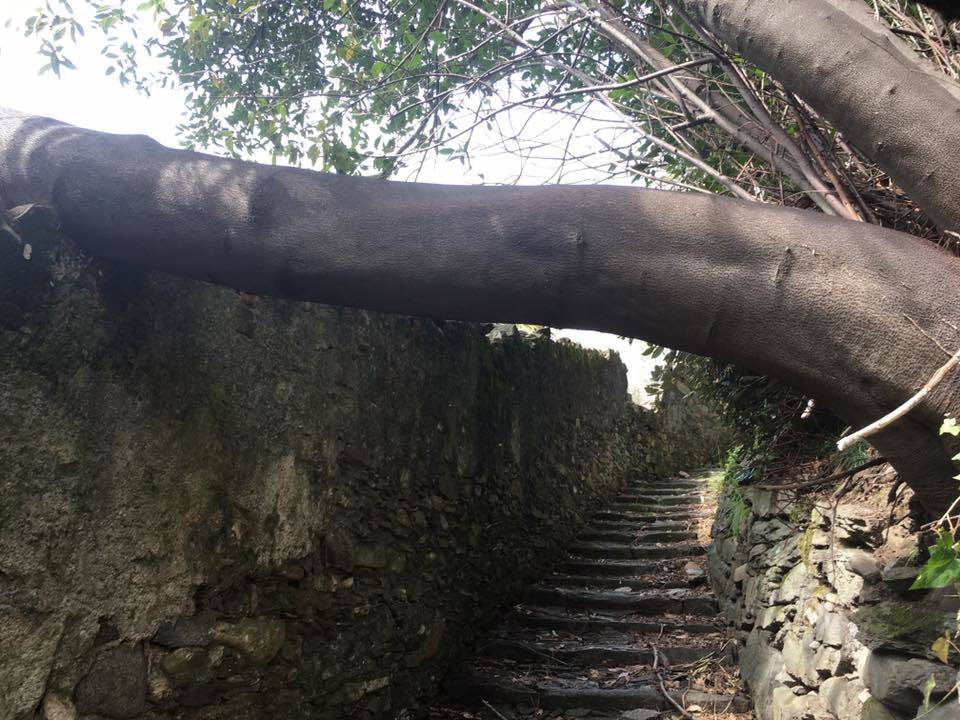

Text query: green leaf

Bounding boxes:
[911,530,960,590]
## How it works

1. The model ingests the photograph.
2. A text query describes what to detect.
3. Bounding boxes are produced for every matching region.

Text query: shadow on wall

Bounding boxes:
[0,205,649,720]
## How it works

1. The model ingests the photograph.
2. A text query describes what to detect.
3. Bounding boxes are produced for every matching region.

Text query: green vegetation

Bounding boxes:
[716,444,755,537]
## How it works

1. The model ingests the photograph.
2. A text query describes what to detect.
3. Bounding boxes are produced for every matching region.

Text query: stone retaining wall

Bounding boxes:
[708,464,960,720]
[0,206,647,720]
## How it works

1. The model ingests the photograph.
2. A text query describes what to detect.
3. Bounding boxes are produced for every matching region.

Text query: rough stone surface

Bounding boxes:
[0,209,647,719]
[862,651,957,713]
[709,461,959,720]
[73,645,147,719]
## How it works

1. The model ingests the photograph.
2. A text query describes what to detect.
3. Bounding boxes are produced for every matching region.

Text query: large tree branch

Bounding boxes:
[2,107,959,514]
[687,0,960,232]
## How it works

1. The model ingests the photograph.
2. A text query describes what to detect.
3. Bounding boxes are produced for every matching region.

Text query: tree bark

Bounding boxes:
[687,0,960,232]
[2,107,960,514]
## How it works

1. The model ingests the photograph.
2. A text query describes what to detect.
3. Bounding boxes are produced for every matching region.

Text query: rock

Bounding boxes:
[831,562,866,606]
[152,611,215,647]
[619,710,662,720]
[750,543,772,562]
[862,650,957,713]
[775,563,809,605]
[719,536,740,563]
[854,602,955,660]
[41,691,77,720]
[913,698,960,720]
[845,550,881,582]
[880,566,921,596]
[733,563,750,583]
[817,676,862,719]
[768,537,801,571]
[744,488,780,519]
[212,617,286,666]
[860,696,899,720]
[760,605,788,631]
[834,505,882,548]
[159,645,225,686]
[751,519,793,545]
[74,644,146,719]
[814,645,843,677]
[741,630,787,714]
[771,683,831,720]
[783,630,820,688]
[0,606,65,720]
[814,612,849,648]
[685,561,706,584]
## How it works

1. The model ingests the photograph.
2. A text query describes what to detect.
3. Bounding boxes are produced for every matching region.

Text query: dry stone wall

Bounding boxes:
[708,464,960,720]
[0,206,647,720]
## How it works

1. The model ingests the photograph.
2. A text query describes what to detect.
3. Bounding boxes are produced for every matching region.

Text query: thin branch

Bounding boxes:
[752,457,888,491]
[838,348,960,451]
[652,646,695,720]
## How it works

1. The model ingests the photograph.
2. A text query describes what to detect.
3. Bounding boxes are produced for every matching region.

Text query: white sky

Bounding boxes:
[0,3,658,398]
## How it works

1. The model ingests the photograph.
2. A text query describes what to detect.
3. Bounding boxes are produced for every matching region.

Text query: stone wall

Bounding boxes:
[708,463,960,720]
[645,377,734,477]
[0,206,647,720]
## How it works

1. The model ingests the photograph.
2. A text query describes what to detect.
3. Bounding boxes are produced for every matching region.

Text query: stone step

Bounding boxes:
[627,479,705,490]
[610,503,701,515]
[543,573,696,590]
[577,529,697,543]
[560,558,668,576]
[567,542,706,560]
[476,636,731,667]
[626,486,706,496]
[446,669,749,712]
[612,493,702,506]
[509,606,721,635]
[521,586,717,615]
[591,510,700,523]
[585,520,694,534]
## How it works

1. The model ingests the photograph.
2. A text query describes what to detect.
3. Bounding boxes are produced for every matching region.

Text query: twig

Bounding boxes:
[921,495,960,532]
[481,699,511,720]
[838,347,960,451]
[752,457,887,491]
[652,645,695,719]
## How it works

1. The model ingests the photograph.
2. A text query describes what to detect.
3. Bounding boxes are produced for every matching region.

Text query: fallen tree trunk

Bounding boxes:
[687,0,960,232]
[2,107,959,514]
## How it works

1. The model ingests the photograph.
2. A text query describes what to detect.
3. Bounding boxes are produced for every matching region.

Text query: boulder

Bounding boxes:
[73,644,146,719]
[861,650,956,713]
[817,676,863,719]
[853,602,955,660]
[783,630,820,688]
[845,550,881,582]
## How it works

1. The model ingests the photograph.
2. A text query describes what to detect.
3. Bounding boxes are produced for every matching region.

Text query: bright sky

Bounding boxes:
[0,4,658,399]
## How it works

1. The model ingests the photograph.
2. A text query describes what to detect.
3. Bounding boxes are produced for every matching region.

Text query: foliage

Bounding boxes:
[832,439,870,472]
[910,416,960,591]
[645,345,848,470]
[716,444,757,537]
[911,530,960,590]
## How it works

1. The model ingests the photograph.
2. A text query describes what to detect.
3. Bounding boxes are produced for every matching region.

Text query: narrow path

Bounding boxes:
[428,473,750,720]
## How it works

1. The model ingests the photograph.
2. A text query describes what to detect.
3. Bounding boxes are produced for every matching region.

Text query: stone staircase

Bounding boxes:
[428,474,750,719]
